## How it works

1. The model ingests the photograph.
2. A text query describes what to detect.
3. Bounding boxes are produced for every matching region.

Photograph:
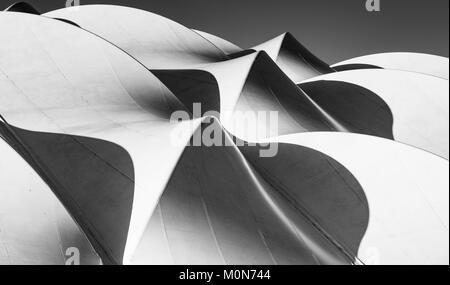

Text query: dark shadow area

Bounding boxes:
[0,121,135,265]
[138,120,356,264]
[299,80,394,139]
[235,51,335,134]
[333,64,383,72]
[4,2,40,14]
[152,69,221,115]
[239,141,369,260]
[53,17,82,28]
[225,49,256,60]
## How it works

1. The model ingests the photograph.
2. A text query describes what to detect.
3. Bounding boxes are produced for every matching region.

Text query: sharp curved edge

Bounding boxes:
[0,121,133,264]
[128,119,449,265]
[264,132,448,265]
[253,32,335,82]
[45,5,335,84]
[300,70,449,159]
[0,12,194,264]
[333,63,383,72]
[299,80,394,140]
[42,6,340,140]
[129,118,366,265]
[162,50,340,140]
[44,4,398,145]
[44,5,228,69]
[332,52,450,80]
[193,29,243,55]
[4,1,82,27]
[4,2,40,14]
[0,6,448,265]
[0,138,100,265]
[152,50,344,141]
[151,69,221,114]
[221,51,338,139]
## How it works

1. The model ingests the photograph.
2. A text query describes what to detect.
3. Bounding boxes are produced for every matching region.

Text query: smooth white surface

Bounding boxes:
[332,52,449,80]
[302,69,449,159]
[193,29,242,55]
[44,5,334,142]
[265,132,449,265]
[45,5,227,69]
[0,140,100,264]
[0,12,198,263]
[0,7,448,265]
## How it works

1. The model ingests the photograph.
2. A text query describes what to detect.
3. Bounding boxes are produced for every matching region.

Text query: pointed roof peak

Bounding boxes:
[4,2,40,15]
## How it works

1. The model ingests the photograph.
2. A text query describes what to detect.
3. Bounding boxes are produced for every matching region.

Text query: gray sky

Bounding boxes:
[1,0,448,64]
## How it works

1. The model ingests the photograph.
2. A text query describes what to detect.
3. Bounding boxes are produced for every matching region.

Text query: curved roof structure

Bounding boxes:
[252,32,335,82]
[45,6,334,82]
[4,1,40,14]
[45,5,228,69]
[266,132,448,265]
[0,11,193,264]
[1,4,448,265]
[332,52,449,80]
[0,134,102,265]
[193,29,242,55]
[300,69,449,159]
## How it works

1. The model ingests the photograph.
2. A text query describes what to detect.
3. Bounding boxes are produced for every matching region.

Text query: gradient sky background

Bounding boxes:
[1,0,448,64]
